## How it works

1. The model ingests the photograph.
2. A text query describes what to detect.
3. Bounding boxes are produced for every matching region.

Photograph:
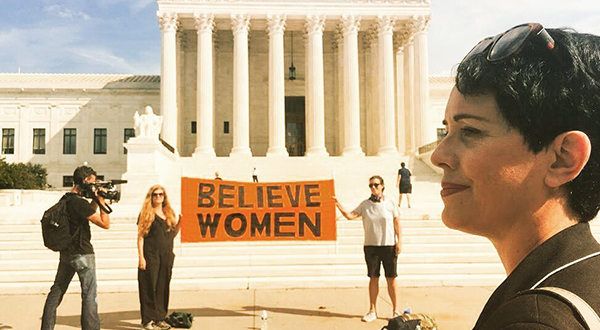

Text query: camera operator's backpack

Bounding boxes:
[41,195,80,252]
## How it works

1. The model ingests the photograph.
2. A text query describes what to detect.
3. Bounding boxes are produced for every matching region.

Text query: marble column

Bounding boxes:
[402,27,416,153]
[376,16,398,156]
[334,29,345,156]
[367,29,379,155]
[176,31,187,155]
[230,14,252,156]
[394,34,406,154]
[266,15,288,157]
[340,15,364,156]
[158,12,178,152]
[412,15,433,147]
[304,15,328,157]
[194,13,216,156]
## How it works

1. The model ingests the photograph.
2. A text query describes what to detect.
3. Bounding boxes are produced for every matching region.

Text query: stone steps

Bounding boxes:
[0,274,507,295]
[0,242,499,261]
[0,252,502,271]
[2,193,597,293]
[0,263,506,283]
[0,227,465,239]
[0,234,493,250]
[0,208,512,293]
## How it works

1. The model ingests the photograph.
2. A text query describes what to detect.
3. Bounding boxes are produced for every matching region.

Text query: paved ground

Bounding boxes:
[0,286,494,330]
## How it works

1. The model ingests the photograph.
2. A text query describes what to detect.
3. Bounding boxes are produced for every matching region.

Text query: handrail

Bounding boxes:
[159,138,175,154]
[418,139,442,155]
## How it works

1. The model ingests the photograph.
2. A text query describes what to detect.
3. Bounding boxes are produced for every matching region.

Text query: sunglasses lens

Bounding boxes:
[489,25,531,61]
[462,37,494,62]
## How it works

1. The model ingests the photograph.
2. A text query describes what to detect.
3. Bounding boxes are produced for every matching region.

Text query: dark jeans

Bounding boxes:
[41,253,100,330]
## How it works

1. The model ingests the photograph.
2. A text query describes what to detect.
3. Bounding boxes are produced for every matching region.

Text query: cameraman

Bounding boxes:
[41,166,110,330]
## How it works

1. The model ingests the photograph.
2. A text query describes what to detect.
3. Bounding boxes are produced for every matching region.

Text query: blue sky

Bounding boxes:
[1,0,600,75]
[0,0,160,74]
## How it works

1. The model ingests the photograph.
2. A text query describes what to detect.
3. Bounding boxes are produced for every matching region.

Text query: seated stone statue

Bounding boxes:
[134,106,163,139]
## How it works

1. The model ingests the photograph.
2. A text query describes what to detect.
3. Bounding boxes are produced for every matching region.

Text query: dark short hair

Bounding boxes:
[73,166,96,186]
[369,175,384,185]
[401,162,406,168]
[456,27,600,222]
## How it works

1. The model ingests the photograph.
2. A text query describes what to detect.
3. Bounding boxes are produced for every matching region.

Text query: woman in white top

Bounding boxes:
[334,175,402,322]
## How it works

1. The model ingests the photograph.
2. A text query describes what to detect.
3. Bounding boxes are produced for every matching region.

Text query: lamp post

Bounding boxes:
[289,31,296,80]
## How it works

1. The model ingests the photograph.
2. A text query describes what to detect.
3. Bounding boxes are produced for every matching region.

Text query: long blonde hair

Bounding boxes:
[138,185,176,236]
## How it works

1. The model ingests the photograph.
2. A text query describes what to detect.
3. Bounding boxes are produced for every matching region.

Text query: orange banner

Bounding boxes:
[180,178,337,242]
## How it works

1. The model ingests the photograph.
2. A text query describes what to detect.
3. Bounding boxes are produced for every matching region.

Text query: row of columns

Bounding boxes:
[393,16,430,152]
[158,12,430,157]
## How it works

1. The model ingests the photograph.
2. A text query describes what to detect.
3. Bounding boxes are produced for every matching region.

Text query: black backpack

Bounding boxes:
[382,318,421,330]
[382,313,438,330]
[166,312,193,328]
[41,195,80,252]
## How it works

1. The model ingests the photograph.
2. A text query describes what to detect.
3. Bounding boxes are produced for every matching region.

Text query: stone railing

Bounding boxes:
[0,189,66,207]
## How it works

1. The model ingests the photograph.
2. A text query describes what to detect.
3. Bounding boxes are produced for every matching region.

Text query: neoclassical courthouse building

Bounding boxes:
[0,0,453,203]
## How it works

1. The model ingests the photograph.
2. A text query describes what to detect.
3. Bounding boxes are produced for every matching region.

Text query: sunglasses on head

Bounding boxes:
[368,183,381,188]
[152,192,164,197]
[462,23,555,63]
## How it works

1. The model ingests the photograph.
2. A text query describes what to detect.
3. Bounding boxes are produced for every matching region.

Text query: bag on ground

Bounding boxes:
[40,195,78,252]
[382,318,421,330]
[382,313,438,330]
[166,312,193,328]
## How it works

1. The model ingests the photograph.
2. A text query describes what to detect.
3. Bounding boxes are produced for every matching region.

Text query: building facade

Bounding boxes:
[0,74,160,188]
[0,0,451,198]
[156,0,435,158]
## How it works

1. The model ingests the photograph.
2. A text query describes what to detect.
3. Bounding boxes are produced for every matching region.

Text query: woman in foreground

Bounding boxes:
[432,23,600,329]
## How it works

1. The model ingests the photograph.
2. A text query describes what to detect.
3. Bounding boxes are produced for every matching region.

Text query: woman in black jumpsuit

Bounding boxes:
[137,185,180,330]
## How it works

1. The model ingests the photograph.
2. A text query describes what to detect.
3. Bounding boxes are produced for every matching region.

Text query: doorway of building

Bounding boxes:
[285,96,306,156]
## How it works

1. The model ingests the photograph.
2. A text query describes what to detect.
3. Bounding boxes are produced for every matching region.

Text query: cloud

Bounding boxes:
[44,4,91,21]
[96,0,155,13]
[69,47,132,72]
[131,0,156,12]
[0,26,82,72]
[68,47,159,74]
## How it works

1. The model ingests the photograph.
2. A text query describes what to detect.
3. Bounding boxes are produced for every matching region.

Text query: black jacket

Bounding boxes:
[475,223,600,330]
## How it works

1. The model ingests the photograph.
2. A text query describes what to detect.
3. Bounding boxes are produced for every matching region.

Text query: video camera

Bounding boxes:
[82,179,127,203]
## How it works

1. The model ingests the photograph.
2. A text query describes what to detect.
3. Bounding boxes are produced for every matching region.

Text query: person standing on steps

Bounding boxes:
[137,185,180,330]
[333,175,402,322]
[396,162,412,208]
[252,167,259,183]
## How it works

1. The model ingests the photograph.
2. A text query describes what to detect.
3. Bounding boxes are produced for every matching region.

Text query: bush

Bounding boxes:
[0,158,49,189]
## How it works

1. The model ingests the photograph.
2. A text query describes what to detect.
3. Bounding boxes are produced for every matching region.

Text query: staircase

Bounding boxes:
[0,207,511,295]
[2,157,598,295]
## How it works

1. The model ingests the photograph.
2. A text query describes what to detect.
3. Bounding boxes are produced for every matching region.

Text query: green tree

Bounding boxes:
[0,158,48,189]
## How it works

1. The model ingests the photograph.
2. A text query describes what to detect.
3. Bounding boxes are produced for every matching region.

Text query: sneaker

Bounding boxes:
[154,320,171,330]
[141,322,156,330]
[361,311,377,322]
